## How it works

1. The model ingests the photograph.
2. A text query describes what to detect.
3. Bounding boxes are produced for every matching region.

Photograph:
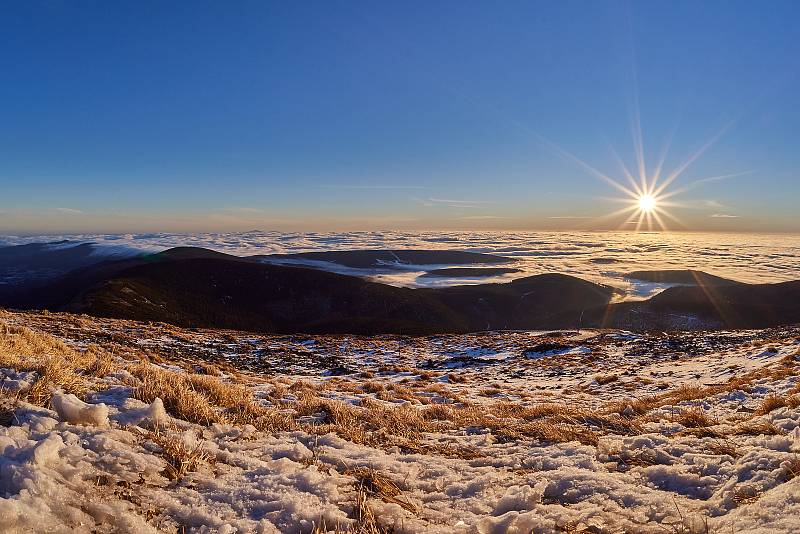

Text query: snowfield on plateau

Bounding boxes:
[0,309,799,533]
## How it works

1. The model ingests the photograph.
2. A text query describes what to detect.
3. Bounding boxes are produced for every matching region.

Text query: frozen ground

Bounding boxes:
[1,309,799,533]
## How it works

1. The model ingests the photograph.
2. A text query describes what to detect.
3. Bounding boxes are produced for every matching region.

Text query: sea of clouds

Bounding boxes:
[1,230,798,298]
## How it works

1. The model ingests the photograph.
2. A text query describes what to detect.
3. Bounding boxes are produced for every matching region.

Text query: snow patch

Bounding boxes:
[51,393,109,427]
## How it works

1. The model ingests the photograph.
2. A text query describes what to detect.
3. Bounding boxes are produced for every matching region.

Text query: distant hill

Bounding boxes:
[0,241,140,272]
[420,267,522,277]
[151,246,251,262]
[577,273,800,330]
[0,248,612,334]
[2,250,798,333]
[258,249,514,269]
[625,270,742,286]
[0,241,142,300]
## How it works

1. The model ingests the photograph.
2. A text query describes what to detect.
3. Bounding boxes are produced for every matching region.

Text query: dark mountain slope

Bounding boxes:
[63,258,477,334]
[625,270,742,286]
[259,249,514,269]
[76,261,618,334]
[0,241,142,299]
[0,241,135,271]
[3,252,615,334]
[425,274,617,331]
[2,247,264,310]
[581,279,800,330]
[152,247,250,262]
[3,250,798,333]
[420,267,522,277]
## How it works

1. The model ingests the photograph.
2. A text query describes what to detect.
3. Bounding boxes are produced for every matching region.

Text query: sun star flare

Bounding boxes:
[638,194,657,213]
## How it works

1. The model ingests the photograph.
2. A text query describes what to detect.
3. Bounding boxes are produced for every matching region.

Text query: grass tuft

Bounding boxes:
[347,467,416,513]
[147,428,212,480]
[674,407,717,428]
[755,394,786,415]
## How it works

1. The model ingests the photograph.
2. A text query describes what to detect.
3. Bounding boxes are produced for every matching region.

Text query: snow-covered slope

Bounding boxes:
[1,309,798,533]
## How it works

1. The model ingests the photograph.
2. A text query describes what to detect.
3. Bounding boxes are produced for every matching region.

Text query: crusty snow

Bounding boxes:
[1,310,799,532]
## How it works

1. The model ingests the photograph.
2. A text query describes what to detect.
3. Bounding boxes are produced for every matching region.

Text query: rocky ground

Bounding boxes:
[1,309,799,533]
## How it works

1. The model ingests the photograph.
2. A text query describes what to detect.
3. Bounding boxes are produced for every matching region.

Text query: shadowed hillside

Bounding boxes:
[625,269,742,286]
[259,249,514,268]
[0,241,142,300]
[600,280,800,330]
[0,248,613,334]
[2,254,799,333]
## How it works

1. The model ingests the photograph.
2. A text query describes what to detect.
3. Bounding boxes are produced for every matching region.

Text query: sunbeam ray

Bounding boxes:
[607,141,643,196]
[651,122,678,186]
[533,132,639,199]
[659,170,755,200]
[653,120,736,197]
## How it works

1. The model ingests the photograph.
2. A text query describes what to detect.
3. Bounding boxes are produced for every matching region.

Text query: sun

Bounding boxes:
[534,111,744,231]
[638,194,657,213]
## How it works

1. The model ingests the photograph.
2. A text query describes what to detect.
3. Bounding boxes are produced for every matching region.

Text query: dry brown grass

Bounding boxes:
[604,358,800,420]
[0,389,18,426]
[84,352,119,378]
[487,401,642,436]
[420,403,454,421]
[446,373,468,384]
[433,403,601,446]
[347,467,416,513]
[30,359,87,405]
[266,382,288,404]
[310,519,346,534]
[374,389,395,402]
[604,395,660,417]
[594,373,619,385]
[296,395,430,448]
[513,420,599,446]
[0,322,109,406]
[732,485,762,506]
[420,383,469,405]
[415,370,435,381]
[191,373,294,431]
[782,456,800,482]
[146,428,213,480]
[130,363,294,431]
[0,322,85,364]
[386,384,417,402]
[607,447,660,468]
[706,439,740,458]
[674,407,717,428]
[734,420,783,436]
[195,361,222,376]
[328,467,417,534]
[130,363,221,425]
[755,394,786,415]
[351,487,393,534]
[360,381,385,394]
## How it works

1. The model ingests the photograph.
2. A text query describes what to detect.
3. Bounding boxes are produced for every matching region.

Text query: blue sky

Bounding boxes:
[1,0,798,233]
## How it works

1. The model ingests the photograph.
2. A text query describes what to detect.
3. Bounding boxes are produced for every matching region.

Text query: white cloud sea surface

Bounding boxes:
[1,230,798,299]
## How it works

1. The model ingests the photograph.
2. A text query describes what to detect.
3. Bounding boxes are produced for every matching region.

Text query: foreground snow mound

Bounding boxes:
[51,392,109,427]
[0,413,160,534]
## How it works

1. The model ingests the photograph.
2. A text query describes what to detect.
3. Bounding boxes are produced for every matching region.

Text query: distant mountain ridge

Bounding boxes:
[602,279,800,330]
[0,241,143,300]
[0,247,611,333]
[258,249,515,269]
[0,245,798,333]
[625,269,742,286]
